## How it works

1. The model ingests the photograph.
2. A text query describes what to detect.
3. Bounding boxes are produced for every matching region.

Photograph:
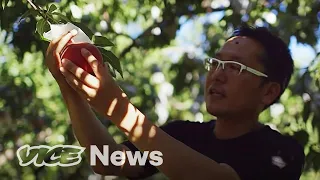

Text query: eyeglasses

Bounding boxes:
[204,58,268,77]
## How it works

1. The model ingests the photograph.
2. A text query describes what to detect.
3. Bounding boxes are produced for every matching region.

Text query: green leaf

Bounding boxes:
[71,21,94,39]
[42,21,51,41]
[107,63,117,78]
[45,3,49,11]
[36,19,45,37]
[36,19,50,41]
[92,35,114,47]
[98,47,123,78]
[48,4,57,13]
[52,12,70,23]
[46,13,58,24]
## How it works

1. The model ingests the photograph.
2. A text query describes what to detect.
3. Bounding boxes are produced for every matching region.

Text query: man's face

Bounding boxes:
[205,36,268,117]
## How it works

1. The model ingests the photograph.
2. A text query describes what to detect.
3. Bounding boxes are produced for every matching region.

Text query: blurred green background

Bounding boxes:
[0,0,320,179]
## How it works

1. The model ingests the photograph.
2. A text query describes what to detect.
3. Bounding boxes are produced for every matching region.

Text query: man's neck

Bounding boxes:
[213,114,263,140]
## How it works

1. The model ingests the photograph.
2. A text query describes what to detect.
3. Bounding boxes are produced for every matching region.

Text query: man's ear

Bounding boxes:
[261,82,281,105]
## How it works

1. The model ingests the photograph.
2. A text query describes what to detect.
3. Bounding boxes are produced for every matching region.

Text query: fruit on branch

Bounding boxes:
[60,43,103,76]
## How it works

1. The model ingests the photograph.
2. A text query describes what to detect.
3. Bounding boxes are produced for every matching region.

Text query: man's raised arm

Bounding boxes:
[59,36,241,180]
[45,30,145,177]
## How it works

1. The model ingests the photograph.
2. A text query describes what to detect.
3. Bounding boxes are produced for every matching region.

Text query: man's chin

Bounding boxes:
[206,105,228,117]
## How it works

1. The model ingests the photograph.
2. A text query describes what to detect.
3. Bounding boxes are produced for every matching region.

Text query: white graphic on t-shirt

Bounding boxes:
[271,156,287,169]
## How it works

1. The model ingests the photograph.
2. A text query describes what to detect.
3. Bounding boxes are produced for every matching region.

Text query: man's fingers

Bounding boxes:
[61,59,100,89]
[51,31,69,45]
[81,48,103,79]
[46,30,78,68]
[60,67,97,98]
[47,29,77,56]
[55,29,78,55]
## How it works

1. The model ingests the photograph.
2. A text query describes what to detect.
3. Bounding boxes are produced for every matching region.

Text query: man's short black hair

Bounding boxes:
[228,24,294,109]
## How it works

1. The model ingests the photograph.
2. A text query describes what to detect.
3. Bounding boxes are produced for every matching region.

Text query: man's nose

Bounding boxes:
[209,66,227,83]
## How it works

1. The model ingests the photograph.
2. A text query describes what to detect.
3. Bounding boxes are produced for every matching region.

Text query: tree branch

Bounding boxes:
[26,0,46,20]
[26,0,59,24]
[117,6,229,59]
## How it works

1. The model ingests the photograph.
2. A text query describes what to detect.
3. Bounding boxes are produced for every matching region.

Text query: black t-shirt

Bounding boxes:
[122,120,305,180]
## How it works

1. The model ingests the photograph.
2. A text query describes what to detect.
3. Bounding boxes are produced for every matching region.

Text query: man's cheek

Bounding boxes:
[227,89,246,106]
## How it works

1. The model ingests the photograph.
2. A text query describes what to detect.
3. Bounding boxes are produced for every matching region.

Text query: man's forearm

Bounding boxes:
[57,82,124,174]
[107,98,239,180]
[58,82,117,147]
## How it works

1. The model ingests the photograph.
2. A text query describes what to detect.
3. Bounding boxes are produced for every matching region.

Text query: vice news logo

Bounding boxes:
[16,145,163,167]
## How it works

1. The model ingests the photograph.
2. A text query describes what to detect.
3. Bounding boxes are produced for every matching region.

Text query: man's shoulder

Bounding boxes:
[262,125,304,151]
[258,125,305,167]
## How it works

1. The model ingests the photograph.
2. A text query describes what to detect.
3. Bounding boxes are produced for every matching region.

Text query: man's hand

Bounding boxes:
[59,48,124,115]
[45,29,78,83]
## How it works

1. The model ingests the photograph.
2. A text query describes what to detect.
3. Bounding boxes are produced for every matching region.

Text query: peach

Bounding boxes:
[60,43,103,76]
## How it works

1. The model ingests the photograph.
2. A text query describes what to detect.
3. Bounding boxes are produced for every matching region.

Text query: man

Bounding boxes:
[45,25,305,179]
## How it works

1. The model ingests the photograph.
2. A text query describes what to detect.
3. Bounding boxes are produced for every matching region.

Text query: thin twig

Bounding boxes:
[26,0,37,10]
[26,0,55,24]
[34,3,58,24]
[26,0,45,19]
